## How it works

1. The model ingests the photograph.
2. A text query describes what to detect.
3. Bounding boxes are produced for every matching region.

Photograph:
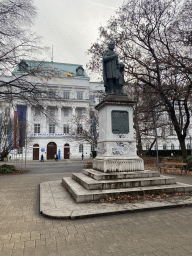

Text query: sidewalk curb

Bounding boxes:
[40,202,192,220]
[40,180,192,220]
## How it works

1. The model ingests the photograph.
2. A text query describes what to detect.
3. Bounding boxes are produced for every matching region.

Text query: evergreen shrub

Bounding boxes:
[0,164,17,174]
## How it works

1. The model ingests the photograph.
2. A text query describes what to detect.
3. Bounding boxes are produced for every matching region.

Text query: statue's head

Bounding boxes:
[108,41,115,50]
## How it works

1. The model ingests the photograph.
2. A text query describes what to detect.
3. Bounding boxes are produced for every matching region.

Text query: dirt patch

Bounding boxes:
[0,169,30,175]
[98,192,192,204]
[145,164,192,176]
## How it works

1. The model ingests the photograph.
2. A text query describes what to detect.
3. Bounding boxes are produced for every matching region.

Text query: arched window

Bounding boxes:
[91,144,95,151]
[171,144,175,150]
[77,124,83,134]
[33,144,39,148]
[163,144,167,150]
[79,144,83,153]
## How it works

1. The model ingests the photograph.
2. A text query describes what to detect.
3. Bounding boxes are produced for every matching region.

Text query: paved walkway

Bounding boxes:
[1,172,192,256]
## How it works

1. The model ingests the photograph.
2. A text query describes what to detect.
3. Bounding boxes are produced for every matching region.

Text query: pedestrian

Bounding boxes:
[82,153,84,160]
[55,154,58,161]
[40,154,44,162]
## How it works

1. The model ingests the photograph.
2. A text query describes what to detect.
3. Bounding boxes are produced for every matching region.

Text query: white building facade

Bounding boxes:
[1,60,104,160]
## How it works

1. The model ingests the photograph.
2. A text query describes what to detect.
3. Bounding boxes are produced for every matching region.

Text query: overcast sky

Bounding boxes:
[33,0,125,80]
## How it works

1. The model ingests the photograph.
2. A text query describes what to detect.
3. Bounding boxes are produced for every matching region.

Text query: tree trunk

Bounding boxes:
[179,138,187,161]
[143,138,156,156]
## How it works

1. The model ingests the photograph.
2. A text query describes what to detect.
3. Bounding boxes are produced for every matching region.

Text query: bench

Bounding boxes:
[84,161,93,169]
[160,161,187,174]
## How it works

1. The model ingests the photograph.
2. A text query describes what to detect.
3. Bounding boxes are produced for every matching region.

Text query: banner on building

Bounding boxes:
[17,105,27,148]
[14,111,19,148]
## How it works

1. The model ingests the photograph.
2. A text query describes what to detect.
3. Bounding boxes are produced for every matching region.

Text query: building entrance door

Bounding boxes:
[33,144,39,160]
[64,143,70,159]
[47,142,57,160]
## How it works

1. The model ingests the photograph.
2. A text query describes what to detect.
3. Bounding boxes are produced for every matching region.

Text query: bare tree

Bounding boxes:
[0,0,41,74]
[69,108,99,151]
[0,107,12,160]
[87,0,192,160]
[0,0,54,106]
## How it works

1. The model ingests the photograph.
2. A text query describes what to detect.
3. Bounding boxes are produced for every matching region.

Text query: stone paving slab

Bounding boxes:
[82,169,160,180]
[40,179,192,219]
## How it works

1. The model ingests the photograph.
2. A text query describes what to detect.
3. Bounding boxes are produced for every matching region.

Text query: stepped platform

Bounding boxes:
[82,169,160,180]
[72,173,176,190]
[62,169,192,203]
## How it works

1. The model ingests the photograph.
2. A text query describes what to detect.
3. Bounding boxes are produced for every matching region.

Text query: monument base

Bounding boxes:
[93,157,144,172]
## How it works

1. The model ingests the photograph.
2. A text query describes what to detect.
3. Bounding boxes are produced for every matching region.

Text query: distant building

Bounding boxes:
[0,60,104,160]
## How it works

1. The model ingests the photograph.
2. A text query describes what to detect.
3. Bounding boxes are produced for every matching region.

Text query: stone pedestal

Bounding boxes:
[62,95,192,203]
[93,95,144,172]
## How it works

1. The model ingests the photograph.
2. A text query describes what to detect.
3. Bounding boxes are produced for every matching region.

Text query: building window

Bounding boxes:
[63,91,70,99]
[63,124,69,134]
[17,148,23,154]
[170,125,174,136]
[63,108,69,117]
[48,90,56,98]
[77,91,83,100]
[187,143,191,149]
[163,144,167,150]
[91,144,95,151]
[34,124,40,133]
[171,143,175,150]
[90,95,95,104]
[77,124,83,134]
[49,108,55,117]
[77,108,83,116]
[146,144,150,150]
[161,127,165,136]
[35,90,42,98]
[49,124,55,133]
[79,144,83,153]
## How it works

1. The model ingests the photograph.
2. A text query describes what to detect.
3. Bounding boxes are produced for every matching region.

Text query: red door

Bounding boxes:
[33,144,39,160]
[64,144,70,159]
[47,142,57,159]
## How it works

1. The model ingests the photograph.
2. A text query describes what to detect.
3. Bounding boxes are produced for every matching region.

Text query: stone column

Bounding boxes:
[44,106,48,133]
[72,107,76,116]
[86,107,89,116]
[10,105,15,119]
[57,107,62,133]
[27,105,32,133]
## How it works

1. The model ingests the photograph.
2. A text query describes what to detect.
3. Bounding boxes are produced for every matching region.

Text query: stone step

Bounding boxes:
[72,173,176,190]
[82,169,160,181]
[62,177,192,203]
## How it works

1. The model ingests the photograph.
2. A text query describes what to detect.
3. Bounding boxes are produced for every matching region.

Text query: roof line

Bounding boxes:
[21,59,83,67]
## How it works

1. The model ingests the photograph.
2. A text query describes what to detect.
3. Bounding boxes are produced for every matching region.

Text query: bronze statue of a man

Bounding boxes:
[103,41,125,94]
